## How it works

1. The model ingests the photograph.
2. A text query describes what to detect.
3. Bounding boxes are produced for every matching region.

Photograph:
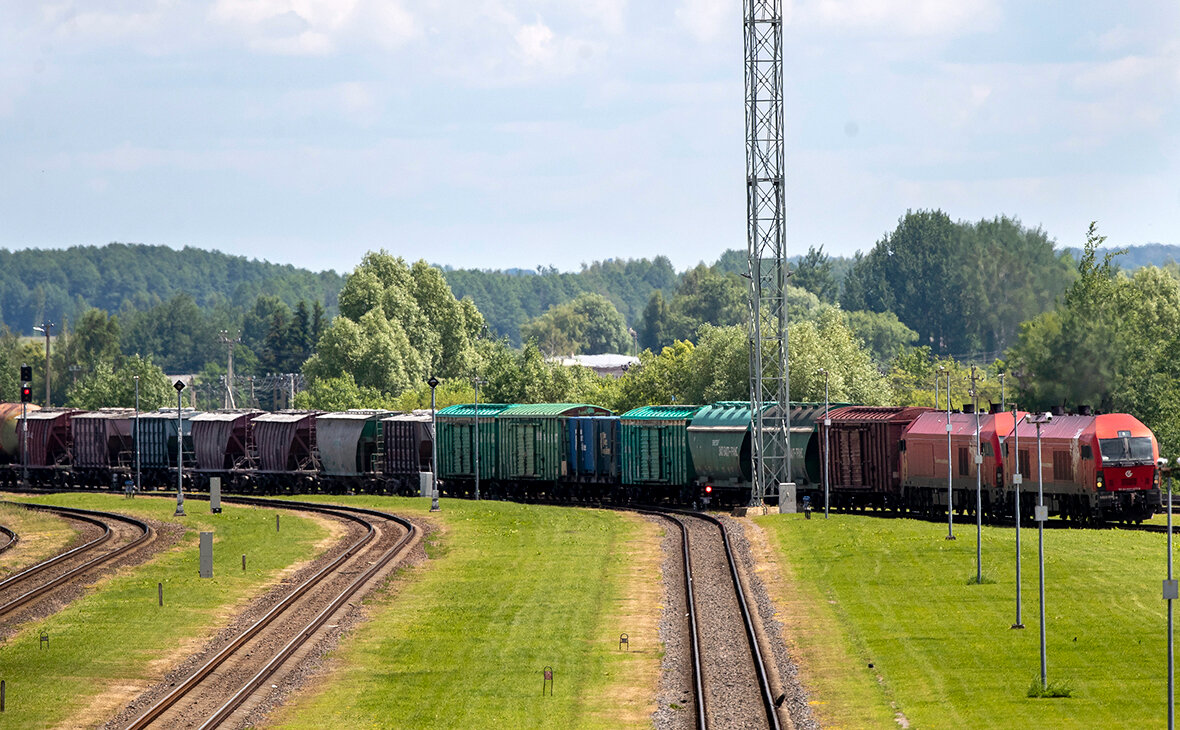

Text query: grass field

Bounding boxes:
[263,496,663,730]
[0,500,77,578]
[0,493,327,729]
[758,513,1173,729]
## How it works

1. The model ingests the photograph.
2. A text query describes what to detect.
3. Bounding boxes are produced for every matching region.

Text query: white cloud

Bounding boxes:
[209,0,415,55]
[799,0,1000,37]
[676,0,730,42]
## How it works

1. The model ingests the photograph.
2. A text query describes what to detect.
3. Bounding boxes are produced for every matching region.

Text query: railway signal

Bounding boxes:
[20,385,31,403]
[19,364,31,382]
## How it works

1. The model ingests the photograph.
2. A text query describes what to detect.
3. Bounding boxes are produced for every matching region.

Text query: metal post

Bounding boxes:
[429,376,440,512]
[474,377,484,501]
[1037,418,1047,689]
[175,386,185,517]
[823,369,830,519]
[21,401,27,487]
[134,375,141,494]
[946,370,954,540]
[34,322,53,406]
[1167,463,1175,730]
[1012,408,1024,629]
[1000,372,1006,413]
[972,366,983,584]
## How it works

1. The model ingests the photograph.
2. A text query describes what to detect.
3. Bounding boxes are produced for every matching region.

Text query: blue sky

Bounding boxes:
[0,1,1175,274]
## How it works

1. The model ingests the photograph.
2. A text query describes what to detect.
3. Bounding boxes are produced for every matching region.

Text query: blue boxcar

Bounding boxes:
[567,416,619,481]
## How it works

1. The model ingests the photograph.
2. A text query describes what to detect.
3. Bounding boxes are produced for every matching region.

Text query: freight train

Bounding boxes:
[0,400,1161,523]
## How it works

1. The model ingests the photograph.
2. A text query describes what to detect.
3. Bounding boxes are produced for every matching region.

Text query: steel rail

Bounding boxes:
[0,503,152,618]
[666,508,782,730]
[124,498,413,730]
[0,523,16,554]
[636,509,707,729]
[198,498,417,729]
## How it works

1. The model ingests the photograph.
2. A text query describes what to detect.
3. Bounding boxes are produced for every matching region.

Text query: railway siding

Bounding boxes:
[0,493,328,729]
[0,501,77,578]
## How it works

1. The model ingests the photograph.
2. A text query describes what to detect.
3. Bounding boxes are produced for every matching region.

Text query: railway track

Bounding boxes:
[0,502,153,622]
[0,522,15,554]
[122,497,418,730]
[648,508,782,730]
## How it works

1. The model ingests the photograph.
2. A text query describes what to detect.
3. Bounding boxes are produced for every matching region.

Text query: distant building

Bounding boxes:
[553,354,640,378]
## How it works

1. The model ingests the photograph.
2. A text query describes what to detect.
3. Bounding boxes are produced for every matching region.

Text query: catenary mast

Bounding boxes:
[744,0,791,506]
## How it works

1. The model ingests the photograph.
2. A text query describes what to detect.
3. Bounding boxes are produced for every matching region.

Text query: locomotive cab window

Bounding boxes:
[980,442,994,457]
[1080,444,1092,459]
[1099,436,1154,464]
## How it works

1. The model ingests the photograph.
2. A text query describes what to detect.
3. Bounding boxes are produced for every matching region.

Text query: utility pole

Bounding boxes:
[970,365,984,584]
[474,377,486,501]
[218,330,240,409]
[33,322,53,406]
[744,0,791,507]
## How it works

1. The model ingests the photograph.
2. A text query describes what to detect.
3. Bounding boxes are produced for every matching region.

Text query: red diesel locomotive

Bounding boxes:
[818,405,1160,523]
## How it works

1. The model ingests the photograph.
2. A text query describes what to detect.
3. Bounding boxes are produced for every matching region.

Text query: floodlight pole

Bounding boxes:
[33,322,53,406]
[820,368,830,519]
[945,369,954,540]
[1034,414,1049,690]
[1165,461,1175,730]
[429,376,440,512]
[1012,408,1025,629]
[971,365,983,584]
[134,375,141,494]
[474,377,485,501]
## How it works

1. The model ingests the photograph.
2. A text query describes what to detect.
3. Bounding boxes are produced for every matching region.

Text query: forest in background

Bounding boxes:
[3,212,1180,450]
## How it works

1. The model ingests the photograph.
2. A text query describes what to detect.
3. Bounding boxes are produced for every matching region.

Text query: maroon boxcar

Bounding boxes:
[72,409,135,486]
[19,409,82,485]
[819,406,929,509]
[382,411,434,495]
[251,411,319,491]
[190,410,261,491]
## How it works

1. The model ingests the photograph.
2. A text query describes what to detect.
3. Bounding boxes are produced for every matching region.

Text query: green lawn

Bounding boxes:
[264,496,662,730]
[758,513,1173,729]
[0,492,327,729]
[0,500,77,578]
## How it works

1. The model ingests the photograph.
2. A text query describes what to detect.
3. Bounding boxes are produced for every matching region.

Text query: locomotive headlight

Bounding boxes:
[1096,473,1104,490]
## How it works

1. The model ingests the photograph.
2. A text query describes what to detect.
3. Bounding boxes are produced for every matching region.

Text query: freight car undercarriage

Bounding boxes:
[793,483,1159,525]
[0,463,1161,524]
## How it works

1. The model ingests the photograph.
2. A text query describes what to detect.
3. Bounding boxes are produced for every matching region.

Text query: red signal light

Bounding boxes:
[705,485,713,494]
[20,385,32,403]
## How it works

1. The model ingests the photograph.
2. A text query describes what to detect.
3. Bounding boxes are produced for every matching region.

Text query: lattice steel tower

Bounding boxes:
[744,0,791,506]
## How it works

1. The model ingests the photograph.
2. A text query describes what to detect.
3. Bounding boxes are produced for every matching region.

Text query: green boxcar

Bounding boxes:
[687,401,847,487]
[620,405,702,486]
[686,401,752,486]
[436,403,511,482]
[496,404,611,482]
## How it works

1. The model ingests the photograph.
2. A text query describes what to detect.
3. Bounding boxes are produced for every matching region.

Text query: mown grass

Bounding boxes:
[0,501,77,578]
[758,513,1173,729]
[263,496,662,730]
[0,492,326,728]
